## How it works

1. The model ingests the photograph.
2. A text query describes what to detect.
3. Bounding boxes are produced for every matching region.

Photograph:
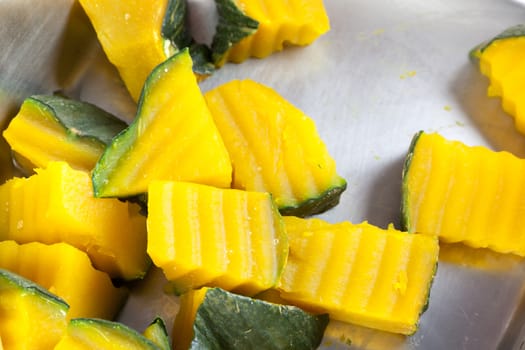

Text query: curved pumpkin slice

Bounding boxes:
[92,49,232,198]
[78,0,174,101]
[204,79,346,217]
[211,0,330,66]
[279,216,439,335]
[0,269,69,350]
[142,317,171,350]
[471,24,525,134]
[147,181,288,296]
[78,0,214,100]
[0,240,128,320]
[0,161,149,280]
[55,318,160,350]
[2,95,127,174]
[402,131,525,256]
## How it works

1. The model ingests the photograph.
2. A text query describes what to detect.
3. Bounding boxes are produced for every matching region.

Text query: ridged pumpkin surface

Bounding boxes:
[0,161,148,280]
[147,181,288,296]
[0,240,127,320]
[204,79,346,217]
[402,131,525,256]
[279,216,438,335]
[92,49,232,198]
[212,0,330,65]
[473,25,525,134]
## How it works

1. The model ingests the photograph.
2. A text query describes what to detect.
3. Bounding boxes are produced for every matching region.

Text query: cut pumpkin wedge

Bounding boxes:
[2,94,127,174]
[402,131,525,256]
[0,240,127,320]
[471,24,525,134]
[211,0,330,66]
[147,181,288,296]
[0,269,69,350]
[278,216,439,335]
[92,48,232,198]
[54,318,160,350]
[204,79,346,217]
[77,0,174,101]
[0,161,149,280]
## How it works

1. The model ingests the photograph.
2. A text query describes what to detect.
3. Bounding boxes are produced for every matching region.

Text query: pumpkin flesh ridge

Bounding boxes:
[147,181,287,296]
[0,161,148,280]
[402,132,525,255]
[0,240,127,319]
[279,217,438,335]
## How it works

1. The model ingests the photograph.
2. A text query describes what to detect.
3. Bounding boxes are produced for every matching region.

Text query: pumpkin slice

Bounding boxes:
[211,0,330,66]
[147,181,288,296]
[0,161,149,280]
[0,269,69,350]
[142,318,171,350]
[2,95,127,174]
[77,0,174,101]
[92,49,232,198]
[204,79,346,216]
[278,216,439,335]
[0,240,127,320]
[471,24,525,134]
[54,318,160,350]
[78,0,214,100]
[172,287,329,350]
[402,131,525,256]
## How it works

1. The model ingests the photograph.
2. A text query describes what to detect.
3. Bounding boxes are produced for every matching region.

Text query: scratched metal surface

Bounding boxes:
[2,0,525,349]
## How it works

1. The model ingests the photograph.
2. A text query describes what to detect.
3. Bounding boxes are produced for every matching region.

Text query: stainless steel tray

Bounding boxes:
[2,0,525,349]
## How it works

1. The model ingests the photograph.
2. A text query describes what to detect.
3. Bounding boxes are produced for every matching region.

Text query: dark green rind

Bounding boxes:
[162,0,192,50]
[143,317,171,350]
[469,24,525,64]
[189,288,329,350]
[398,131,438,335]
[210,0,259,66]
[279,180,347,218]
[162,0,215,77]
[0,268,69,311]
[30,95,127,145]
[189,43,216,77]
[400,130,423,233]
[91,49,189,198]
[419,255,439,317]
[70,318,161,349]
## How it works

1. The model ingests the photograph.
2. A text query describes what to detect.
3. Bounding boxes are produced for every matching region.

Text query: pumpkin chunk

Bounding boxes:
[211,0,330,66]
[54,318,160,350]
[92,49,232,198]
[77,0,173,101]
[147,181,288,296]
[172,287,329,350]
[0,269,69,350]
[2,95,126,174]
[402,131,525,256]
[471,24,525,134]
[0,161,149,280]
[204,79,346,216]
[278,216,439,335]
[0,240,127,320]
[142,317,171,350]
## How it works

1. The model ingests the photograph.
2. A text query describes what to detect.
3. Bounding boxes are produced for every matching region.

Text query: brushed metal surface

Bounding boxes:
[2,0,525,349]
